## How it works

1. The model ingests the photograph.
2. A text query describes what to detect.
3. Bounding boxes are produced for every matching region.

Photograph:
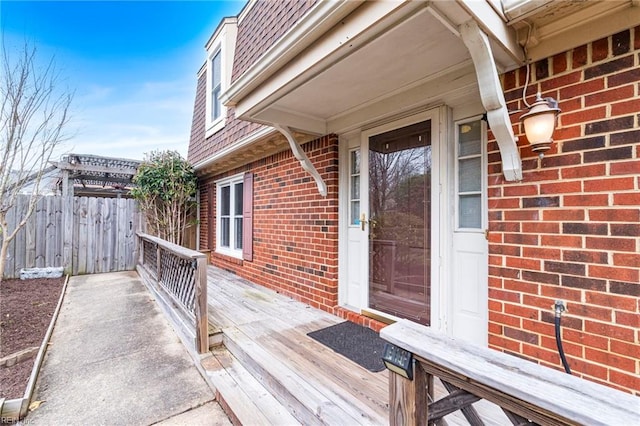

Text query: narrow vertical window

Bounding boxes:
[350,150,361,225]
[211,50,222,121]
[456,120,483,229]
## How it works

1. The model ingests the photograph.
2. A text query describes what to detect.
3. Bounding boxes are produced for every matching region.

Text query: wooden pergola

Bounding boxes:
[52,153,141,198]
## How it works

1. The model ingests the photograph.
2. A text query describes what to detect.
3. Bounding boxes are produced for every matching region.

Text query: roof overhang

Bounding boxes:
[222,0,639,182]
[223,0,524,132]
[222,0,525,180]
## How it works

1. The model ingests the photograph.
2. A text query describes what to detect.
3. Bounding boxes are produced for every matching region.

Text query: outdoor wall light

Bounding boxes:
[382,342,413,380]
[519,92,561,157]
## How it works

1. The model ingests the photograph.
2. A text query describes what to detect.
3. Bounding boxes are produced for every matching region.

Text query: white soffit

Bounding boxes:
[268,8,470,123]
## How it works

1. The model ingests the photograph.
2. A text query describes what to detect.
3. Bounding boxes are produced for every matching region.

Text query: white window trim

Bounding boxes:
[216,173,244,259]
[205,17,238,138]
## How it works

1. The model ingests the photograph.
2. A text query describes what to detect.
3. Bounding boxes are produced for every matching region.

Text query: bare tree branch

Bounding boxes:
[0,41,74,280]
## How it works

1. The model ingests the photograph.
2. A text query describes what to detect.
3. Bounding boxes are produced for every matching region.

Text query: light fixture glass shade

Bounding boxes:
[520,93,561,154]
[523,112,556,145]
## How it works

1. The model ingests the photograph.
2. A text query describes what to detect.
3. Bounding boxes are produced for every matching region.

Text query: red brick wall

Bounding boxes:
[203,135,340,312]
[491,28,640,394]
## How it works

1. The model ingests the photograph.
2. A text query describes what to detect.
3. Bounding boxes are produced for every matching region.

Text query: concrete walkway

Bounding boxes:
[26,271,230,426]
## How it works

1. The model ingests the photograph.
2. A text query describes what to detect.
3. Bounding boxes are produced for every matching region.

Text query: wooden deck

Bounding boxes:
[205,265,388,425]
[203,265,510,425]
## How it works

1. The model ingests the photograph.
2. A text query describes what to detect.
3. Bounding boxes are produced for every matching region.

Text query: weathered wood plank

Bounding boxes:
[208,347,301,425]
[76,197,89,275]
[137,232,205,261]
[441,380,485,425]
[54,196,63,268]
[223,326,360,426]
[4,196,17,277]
[381,320,640,426]
[389,361,428,426]
[240,320,388,423]
[94,197,104,273]
[25,198,36,268]
[44,196,56,266]
[127,199,139,270]
[35,197,46,268]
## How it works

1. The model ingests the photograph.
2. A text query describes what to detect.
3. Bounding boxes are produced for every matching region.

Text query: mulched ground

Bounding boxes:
[0,276,65,399]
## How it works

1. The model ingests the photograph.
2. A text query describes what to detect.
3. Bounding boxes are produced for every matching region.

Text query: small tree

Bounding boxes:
[0,43,73,281]
[131,150,197,245]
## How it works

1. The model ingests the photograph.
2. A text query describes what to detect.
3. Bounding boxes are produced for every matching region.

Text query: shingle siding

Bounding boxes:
[187,71,207,164]
[232,0,317,82]
[187,72,265,166]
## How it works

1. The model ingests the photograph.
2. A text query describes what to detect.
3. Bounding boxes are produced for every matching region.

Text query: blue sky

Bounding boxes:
[1,0,244,161]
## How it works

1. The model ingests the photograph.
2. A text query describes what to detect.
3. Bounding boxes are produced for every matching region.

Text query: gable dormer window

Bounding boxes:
[205,17,237,137]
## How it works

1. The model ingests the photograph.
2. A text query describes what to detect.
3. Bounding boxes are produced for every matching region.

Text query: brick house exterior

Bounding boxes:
[490,31,640,393]
[189,1,639,395]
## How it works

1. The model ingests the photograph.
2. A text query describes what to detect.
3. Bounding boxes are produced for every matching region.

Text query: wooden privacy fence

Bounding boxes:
[380,320,640,426]
[136,232,208,354]
[2,195,139,279]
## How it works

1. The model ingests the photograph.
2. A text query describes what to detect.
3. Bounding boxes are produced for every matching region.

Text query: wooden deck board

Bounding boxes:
[205,265,512,425]
[237,320,389,422]
[208,347,300,425]
[206,266,388,425]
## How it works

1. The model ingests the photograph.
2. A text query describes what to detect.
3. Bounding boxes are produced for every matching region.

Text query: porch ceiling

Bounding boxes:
[263,9,470,128]
[227,1,522,136]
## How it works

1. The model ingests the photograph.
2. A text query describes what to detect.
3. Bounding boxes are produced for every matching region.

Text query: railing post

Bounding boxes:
[156,244,161,282]
[389,361,428,426]
[194,256,208,353]
[138,235,143,268]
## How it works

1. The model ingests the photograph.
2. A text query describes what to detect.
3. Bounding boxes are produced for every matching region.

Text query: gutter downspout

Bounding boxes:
[460,20,523,182]
[273,124,327,197]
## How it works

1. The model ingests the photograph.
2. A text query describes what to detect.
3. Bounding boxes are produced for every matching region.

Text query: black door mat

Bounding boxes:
[307,321,386,372]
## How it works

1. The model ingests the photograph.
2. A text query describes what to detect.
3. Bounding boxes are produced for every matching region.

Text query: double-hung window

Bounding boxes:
[215,172,253,260]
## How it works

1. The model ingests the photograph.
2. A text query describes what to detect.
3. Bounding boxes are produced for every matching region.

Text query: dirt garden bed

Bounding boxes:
[0,277,65,399]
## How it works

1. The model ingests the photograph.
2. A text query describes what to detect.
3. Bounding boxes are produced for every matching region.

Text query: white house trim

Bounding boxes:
[193,126,277,172]
[221,0,362,108]
[273,124,327,197]
[460,20,522,182]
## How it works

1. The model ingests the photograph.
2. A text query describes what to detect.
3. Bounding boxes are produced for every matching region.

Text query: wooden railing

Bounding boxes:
[380,320,639,426]
[137,232,208,353]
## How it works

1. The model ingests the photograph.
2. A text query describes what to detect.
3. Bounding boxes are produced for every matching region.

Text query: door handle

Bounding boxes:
[360,213,367,231]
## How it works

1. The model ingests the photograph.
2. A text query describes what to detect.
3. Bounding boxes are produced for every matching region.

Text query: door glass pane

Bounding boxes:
[369,120,431,326]
[350,201,360,225]
[459,195,481,228]
[459,120,481,156]
[459,157,481,192]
